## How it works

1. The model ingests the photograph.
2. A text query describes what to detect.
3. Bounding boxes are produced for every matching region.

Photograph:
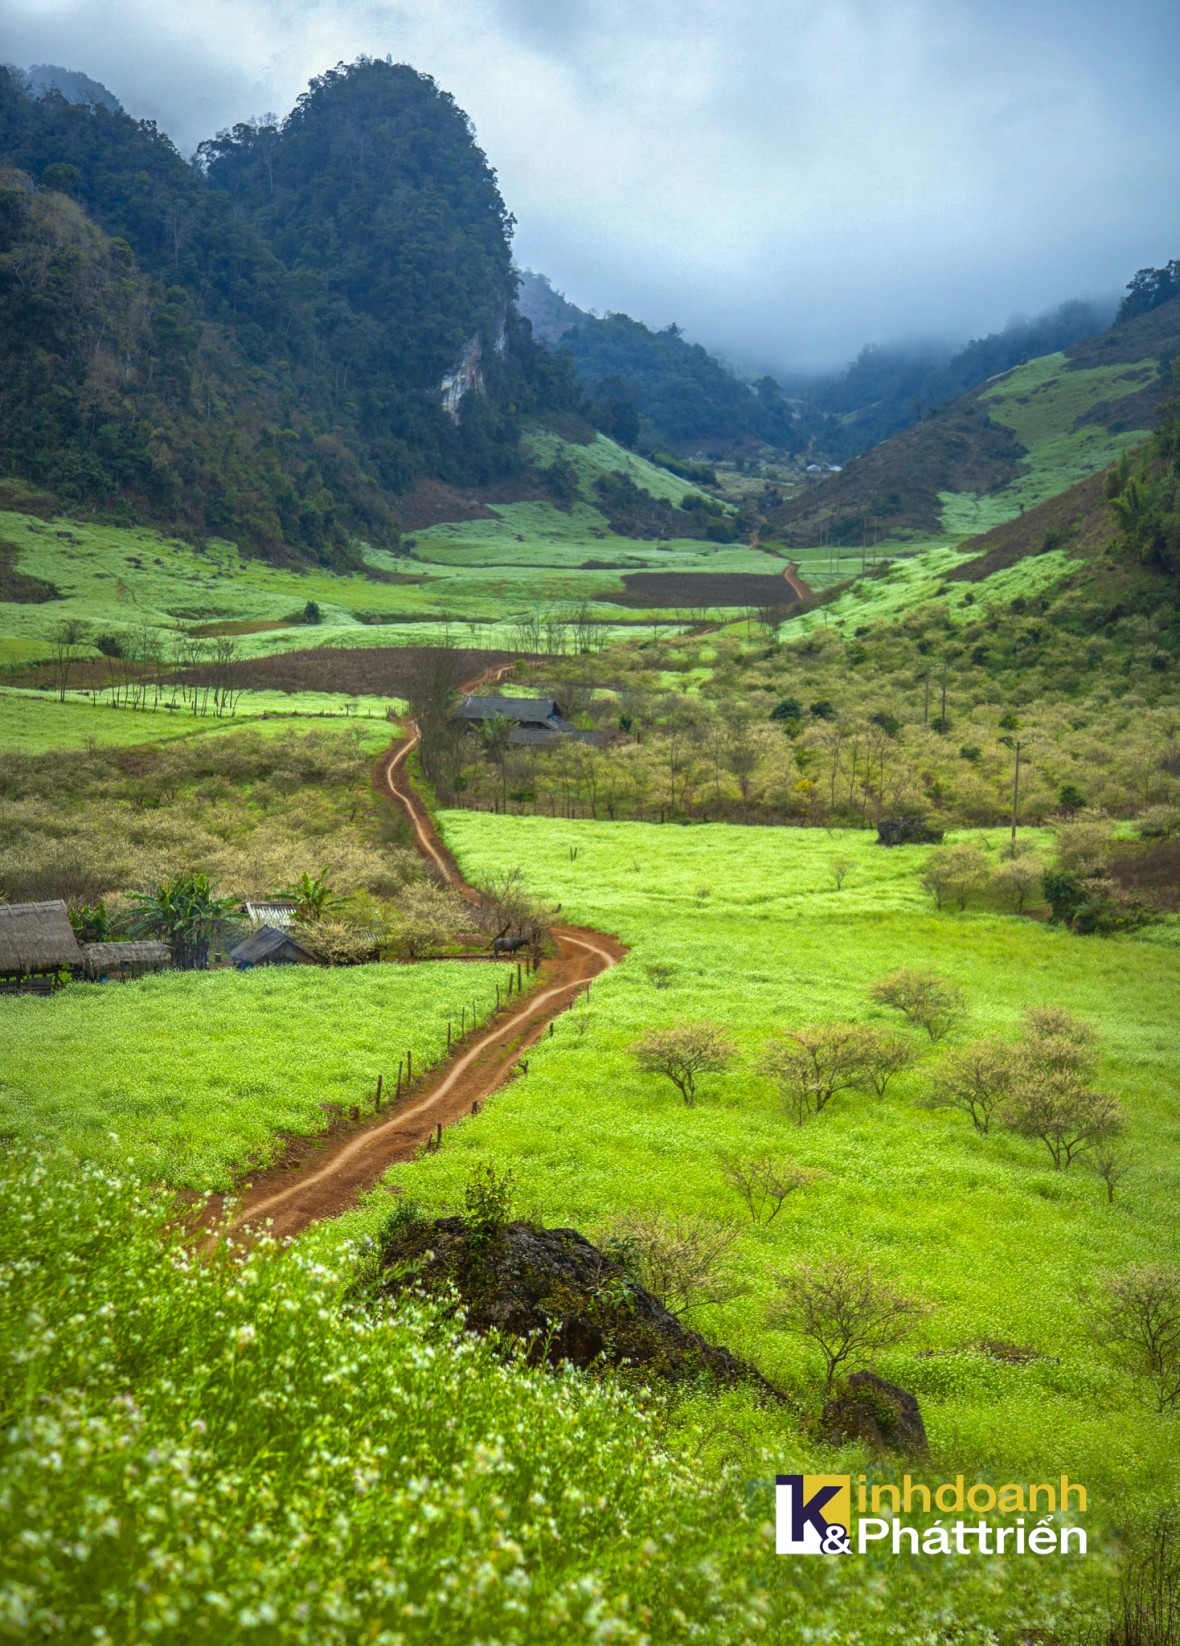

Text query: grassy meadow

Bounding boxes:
[353,811,1180,1514]
[0,962,506,1189]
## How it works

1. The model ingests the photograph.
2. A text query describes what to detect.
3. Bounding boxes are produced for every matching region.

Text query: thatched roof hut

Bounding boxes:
[229,925,320,969]
[82,941,173,980]
[0,901,84,979]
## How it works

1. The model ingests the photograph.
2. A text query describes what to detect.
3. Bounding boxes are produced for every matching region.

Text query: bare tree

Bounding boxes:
[631,1022,736,1106]
[718,1153,823,1224]
[401,646,470,791]
[606,1212,745,1316]
[1002,1071,1125,1169]
[760,1023,872,1125]
[1100,1503,1180,1646]
[473,866,554,958]
[1093,1265,1180,1412]
[856,1028,919,1096]
[991,855,1042,914]
[829,856,855,891]
[871,968,965,1042]
[1091,1144,1133,1204]
[921,842,991,911]
[925,1038,1019,1134]
[50,617,89,701]
[1023,1006,1098,1052]
[768,1256,930,1393]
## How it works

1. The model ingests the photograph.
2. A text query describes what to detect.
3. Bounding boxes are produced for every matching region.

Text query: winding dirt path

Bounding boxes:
[228,727,624,1241]
[783,562,815,602]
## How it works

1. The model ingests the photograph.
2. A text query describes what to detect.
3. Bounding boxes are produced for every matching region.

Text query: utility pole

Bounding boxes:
[1010,738,1022,847]
[939,659,949,732]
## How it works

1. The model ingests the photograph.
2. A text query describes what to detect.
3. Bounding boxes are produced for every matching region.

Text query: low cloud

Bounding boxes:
[4,0,1176,370]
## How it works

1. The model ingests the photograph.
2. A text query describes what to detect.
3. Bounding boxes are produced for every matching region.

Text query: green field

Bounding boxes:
[934,354,1160,537]
[352,812,1180,1514]
[0,962,505,1189]
[0,687,399,753]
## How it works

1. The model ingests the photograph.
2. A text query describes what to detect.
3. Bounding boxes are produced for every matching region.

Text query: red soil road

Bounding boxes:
[229,730,625,1241]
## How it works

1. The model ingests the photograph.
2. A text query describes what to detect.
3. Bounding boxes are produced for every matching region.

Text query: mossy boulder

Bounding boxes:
[821,1371,928,1453]
[374,1214,782,1397]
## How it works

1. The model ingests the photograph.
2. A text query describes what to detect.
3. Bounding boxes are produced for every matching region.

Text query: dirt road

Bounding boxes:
[229,730,624,1240]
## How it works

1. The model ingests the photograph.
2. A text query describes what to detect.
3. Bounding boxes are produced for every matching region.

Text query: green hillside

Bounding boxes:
[767,297,1180,550]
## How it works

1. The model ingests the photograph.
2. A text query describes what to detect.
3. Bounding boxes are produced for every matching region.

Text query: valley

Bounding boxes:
[1,50,1178,1646]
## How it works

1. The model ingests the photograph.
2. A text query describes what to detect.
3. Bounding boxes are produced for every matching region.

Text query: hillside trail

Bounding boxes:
[226,669,624,1242]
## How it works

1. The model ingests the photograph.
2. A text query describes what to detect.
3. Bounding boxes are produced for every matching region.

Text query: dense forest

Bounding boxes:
[0,59,582,564]
[554,310,803,455]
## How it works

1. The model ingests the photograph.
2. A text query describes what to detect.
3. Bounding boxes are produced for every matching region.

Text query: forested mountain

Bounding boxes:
[514,269,590,345]
[0,60,581,565]
[554,312,803,454]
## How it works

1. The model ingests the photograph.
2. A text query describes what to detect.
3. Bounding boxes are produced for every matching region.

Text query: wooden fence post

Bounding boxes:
[375,1073,383,1111]
[407,1049,413,1083]
[516,962,522,992]
[396,1058,404,1098]
[447,1020,452,1049]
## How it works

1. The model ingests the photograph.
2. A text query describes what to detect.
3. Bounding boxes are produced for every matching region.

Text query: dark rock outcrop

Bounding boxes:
[375,1215,782,1398]
[821,1371,928,1453]
[876,817,944,847]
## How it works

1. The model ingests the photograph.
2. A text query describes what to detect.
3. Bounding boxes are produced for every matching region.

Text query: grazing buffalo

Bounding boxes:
[492,933,530,957]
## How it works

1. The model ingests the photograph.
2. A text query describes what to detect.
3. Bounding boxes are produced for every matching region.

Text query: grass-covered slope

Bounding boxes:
[766,298,1180,549]
[0,964,504,1188]
[406,814,1179,1498]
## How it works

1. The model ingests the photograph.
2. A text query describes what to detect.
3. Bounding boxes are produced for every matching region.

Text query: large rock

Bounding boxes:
[876,816,944,847]
[821,1371,928,1453]
[375,1214,783,1398]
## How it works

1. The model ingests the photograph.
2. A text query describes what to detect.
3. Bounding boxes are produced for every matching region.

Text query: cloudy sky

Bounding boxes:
[4,0,1178,370]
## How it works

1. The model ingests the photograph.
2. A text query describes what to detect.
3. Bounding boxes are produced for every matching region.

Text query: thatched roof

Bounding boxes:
[229,925,319,967]
[82,941,173,976]
[0,901,85,974]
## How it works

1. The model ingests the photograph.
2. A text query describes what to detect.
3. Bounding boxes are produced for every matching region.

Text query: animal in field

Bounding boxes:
[491,932,530,957]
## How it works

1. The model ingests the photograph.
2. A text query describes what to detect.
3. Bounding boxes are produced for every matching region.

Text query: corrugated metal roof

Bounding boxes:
[0,901,85,973]
[458,696,561,724]
[244,901,297,930]
[229,925,318,966]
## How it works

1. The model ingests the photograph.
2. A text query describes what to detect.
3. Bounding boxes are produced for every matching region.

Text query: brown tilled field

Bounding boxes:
[180,645,523,697]
[595,571,795,609]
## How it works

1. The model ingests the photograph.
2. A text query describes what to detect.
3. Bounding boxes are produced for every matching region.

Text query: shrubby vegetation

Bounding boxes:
[0,724,416,909]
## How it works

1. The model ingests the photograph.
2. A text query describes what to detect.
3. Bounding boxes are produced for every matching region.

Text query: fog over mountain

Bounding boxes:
[4,0,1176,371]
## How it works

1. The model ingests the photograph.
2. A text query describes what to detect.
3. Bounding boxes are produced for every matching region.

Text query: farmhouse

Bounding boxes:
[456,696,598,747]
[82,941,173,981]
[229,925,320,969]
[0,900,84,990]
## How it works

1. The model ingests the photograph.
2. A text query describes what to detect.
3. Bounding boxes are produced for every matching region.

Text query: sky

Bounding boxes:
[4,0,1178,372]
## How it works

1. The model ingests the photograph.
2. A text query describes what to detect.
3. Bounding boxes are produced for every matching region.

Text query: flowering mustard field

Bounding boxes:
[0,1152,1096,1643]
[373,813,1180,1511]
[0,963,505,1188]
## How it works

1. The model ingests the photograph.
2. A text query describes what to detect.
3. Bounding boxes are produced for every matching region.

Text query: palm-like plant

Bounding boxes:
[127,872,237,970]
[278,869,346,923]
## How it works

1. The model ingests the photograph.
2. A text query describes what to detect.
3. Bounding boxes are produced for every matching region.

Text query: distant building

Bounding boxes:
[456,696,599,747]
[82,941,173,981]
[244,901,298,931]
[0,900,84,990]
[229,926,320,970]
